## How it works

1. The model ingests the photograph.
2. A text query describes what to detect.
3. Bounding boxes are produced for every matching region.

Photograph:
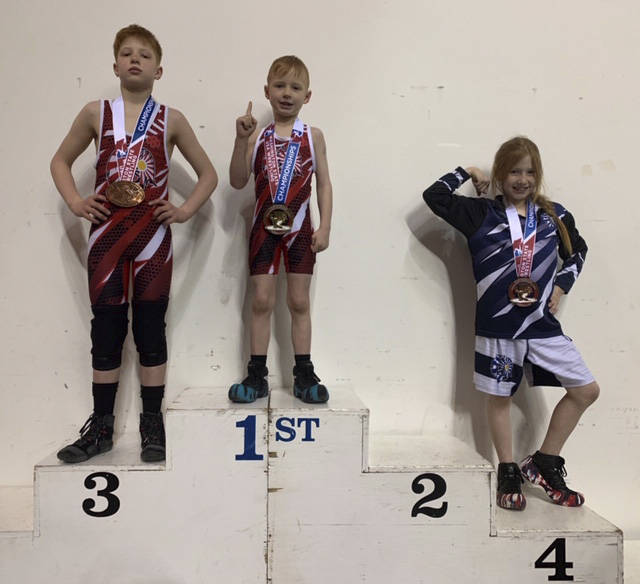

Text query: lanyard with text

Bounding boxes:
[262,119,304,234]
[505,200,540,306]
[106,96,158,207]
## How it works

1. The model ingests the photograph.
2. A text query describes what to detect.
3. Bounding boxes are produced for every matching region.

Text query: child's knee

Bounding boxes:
[287,292,310,315]
[584,381,600,405]
[252,292,275,315]
[569,381,599,407]
[485,393,512,410]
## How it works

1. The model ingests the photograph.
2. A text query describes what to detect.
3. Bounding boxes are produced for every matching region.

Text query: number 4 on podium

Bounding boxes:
[535,538,574,581]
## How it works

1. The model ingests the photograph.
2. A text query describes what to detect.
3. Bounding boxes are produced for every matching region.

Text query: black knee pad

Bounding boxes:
[91,303,129,370]
[132,301,168,367]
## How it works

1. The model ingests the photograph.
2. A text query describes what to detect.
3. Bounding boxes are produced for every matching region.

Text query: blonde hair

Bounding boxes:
[113,24,162,63]
[267,55,310,88]
[490,136,572,254]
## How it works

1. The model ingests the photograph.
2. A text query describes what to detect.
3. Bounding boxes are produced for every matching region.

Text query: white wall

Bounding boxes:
[1,0,638,538]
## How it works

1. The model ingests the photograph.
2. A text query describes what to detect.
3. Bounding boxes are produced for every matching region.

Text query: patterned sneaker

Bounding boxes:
[496,462,526,510]
[140,412,166,462]
[293,362,329,403]
[57,414,114,463]
[520,451,585,507]
[228,362,269,403]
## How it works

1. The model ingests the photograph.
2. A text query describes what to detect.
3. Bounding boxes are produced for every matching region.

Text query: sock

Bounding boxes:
[250,354,267,366]
[295,354,311,367]
[92,382,118,416]
[141,385,165,414]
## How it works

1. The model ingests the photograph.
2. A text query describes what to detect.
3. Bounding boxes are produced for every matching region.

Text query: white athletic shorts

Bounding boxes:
[474,335,595,397]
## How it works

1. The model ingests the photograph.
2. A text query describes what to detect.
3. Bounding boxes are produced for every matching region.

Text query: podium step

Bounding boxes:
[0,486,33,537]
[627,540,640,583]
[0,387,269,584]
[493,493,623,583]
[368,433,494,471]
[0,386,624,583]
[267,387,622,583]
[267,388,494,582]
[496,490,622,537]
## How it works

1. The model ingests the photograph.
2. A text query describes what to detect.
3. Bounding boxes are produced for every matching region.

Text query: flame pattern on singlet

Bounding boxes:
[88,99,172,305]
[249,123,316,275]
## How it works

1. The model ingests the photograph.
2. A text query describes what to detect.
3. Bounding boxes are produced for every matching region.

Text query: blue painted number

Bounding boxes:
[235,415,264,461]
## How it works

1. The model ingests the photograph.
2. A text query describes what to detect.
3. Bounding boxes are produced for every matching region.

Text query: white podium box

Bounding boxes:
[0,386,622,583]
[0,387,268,584]
[493,496,623,582]
[0,486,33,536]
[267,387,622,584]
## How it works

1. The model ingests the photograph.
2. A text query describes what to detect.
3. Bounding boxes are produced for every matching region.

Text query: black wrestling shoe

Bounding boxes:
[496,462,526,510]
[293,361,329,403]
[140,412,166,462]
[521,451,585,507]
[228,361,269,403]
[57,413,114,463]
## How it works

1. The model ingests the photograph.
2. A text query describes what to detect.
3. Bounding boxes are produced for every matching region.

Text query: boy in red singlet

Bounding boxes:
[50,24,217,463]
[228,56,333,404]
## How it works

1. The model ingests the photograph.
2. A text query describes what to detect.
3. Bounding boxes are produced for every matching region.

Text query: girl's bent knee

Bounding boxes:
[569,381,599,407]
[585,381,600,405]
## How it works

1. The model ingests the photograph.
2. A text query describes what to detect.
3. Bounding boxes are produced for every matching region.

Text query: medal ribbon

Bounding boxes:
[263,118,305,204]
[505,200,537,278]
[111,96,158,182]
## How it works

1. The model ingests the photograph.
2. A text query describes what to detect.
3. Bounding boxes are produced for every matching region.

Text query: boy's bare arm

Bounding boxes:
[229,102,258,189]
[50,101,110,224]
[311,127,333,253]
[150,109,218,225]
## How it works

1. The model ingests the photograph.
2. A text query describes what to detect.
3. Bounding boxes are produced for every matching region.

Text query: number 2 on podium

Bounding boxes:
[411,473,448,518]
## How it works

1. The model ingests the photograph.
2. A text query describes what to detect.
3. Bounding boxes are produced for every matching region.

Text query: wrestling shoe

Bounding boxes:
[496,462,526,511]
[228,362,269,403]
[57,413,114,463]
[520,451,585,507]
[293,362,329,403]
[140,412,166,462]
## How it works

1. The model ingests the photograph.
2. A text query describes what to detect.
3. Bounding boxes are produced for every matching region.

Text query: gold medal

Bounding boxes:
[106,181,145,207]
[508,277,540,307]
[263,204,293,235]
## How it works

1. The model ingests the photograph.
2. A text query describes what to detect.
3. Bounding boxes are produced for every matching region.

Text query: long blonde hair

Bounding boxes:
[490,137,572,254]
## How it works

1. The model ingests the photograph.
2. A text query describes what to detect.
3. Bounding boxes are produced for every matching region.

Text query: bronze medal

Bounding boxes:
[508,277,540,307]
[263,204,293,235]
[106,181,145,208]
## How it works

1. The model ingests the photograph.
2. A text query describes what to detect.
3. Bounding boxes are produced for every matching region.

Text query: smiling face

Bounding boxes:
[490,137,544,207]
[264,69,311,121]
[113,36,162,90]
[502,155,537,206]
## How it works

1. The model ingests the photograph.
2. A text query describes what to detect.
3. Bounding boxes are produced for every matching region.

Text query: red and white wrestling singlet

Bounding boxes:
[88,99,172,305]
[249,122,316,275]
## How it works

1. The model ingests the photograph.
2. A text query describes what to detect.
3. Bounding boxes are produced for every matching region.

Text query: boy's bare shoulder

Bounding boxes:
[82,100,101,114]
[310,126,326,141]
[74,100,101,135]
[167,107,189,126]
[167,106,182,119]
[166,107,193,138]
